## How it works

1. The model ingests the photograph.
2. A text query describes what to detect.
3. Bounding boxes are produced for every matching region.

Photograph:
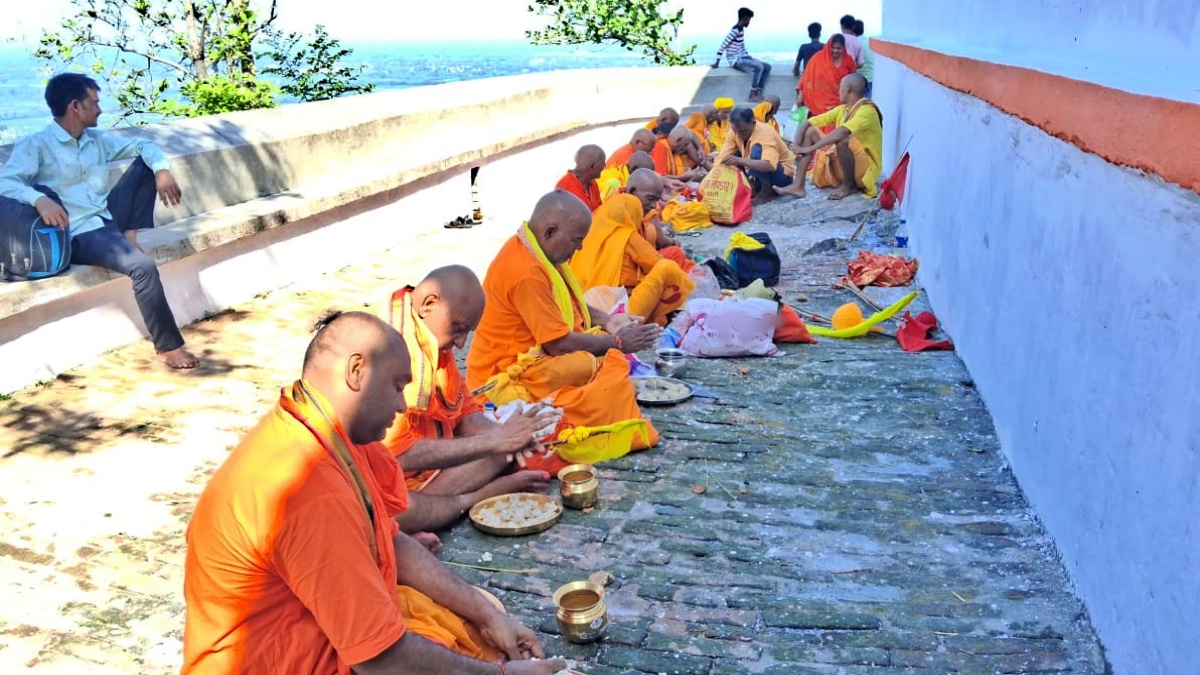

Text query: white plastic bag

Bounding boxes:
[687,264,721,300]
[584,286,628,315]
[678,297,781,357]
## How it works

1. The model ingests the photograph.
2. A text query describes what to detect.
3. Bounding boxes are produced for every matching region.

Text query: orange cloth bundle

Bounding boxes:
[842,251,919,287]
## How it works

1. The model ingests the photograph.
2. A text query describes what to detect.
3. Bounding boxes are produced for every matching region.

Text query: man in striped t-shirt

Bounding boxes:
[711,7,771,101]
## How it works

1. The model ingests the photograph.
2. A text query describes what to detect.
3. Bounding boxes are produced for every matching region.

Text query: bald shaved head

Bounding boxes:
[668,124,695,152]
[627,150,655,174]
[573,144,606,183]
[625,168,664,214]
[841,73,868,99]
[413,265,485,351]
[528,190,593,264]
[702,104,718,124]
[302,310,410,444]
[631,128,657,154]
[765,95,781,115]
[656,107,680,128]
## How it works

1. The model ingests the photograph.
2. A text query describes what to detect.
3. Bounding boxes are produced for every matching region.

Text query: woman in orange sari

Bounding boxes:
[797,34,857,132]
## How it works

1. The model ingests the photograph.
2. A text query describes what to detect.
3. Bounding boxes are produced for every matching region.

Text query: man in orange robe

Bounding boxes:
[570,194,695,327]
[624,169,695,273]
[554,144,605,212]
[465,191,662,451]
[598,150,656,202]
[182,311,564,675]
[382,266,561,530]
[606,129,657,171]
[754,95,782,133]
[668,125,712,173]
[685,108,715,154]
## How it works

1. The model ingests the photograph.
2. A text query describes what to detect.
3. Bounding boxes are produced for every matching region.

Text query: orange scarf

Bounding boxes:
[569,194,644,289]
[799,40,859,118]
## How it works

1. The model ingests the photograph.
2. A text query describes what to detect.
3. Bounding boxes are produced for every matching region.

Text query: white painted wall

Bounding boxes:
[874,53,1200,674]
[882,0,1200,103]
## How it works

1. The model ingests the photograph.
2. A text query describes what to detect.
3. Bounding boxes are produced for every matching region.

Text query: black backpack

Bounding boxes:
[726,231,781,287]
[0,196,71,282]
[702,256,740,290]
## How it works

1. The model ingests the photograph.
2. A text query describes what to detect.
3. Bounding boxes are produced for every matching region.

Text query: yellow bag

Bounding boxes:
[661,199,712,232]
[699,165,753,225]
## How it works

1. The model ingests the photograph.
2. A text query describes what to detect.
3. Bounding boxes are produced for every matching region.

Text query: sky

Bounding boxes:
[2,0,883,45]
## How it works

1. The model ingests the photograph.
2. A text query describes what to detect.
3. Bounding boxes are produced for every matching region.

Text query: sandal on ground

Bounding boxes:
[443,215,474,229]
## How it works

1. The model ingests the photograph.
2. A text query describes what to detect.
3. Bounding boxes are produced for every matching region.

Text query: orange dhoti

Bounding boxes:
[396,585,503,662]
[628,258,694,327]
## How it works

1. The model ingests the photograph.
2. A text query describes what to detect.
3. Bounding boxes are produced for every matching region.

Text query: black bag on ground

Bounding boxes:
[727,231,781,287]
[0,195,71,282]
[702,256,740,290]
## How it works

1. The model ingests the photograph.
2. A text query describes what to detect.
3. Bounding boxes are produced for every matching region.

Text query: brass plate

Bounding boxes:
[469,493,562,536]
[633,376,694,406]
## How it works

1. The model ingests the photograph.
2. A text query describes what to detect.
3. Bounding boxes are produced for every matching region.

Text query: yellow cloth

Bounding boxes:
[660,200,712,232]
[396,585,502,662]
[598,165,630,202]
[714,97,734,109]
[808,100,883,198]
[685,113,712,154]
[570,195,641,289]
[831,302,883,334]
[519,221,591,330]
[555,419,651,465]
[808,291,919,338]
[708,120,730,153]
[628,258,695,327]
[753,102,780,133]
[724,231,766,259]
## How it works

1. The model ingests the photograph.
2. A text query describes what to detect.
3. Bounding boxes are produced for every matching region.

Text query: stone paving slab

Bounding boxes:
[0,126,1107,673]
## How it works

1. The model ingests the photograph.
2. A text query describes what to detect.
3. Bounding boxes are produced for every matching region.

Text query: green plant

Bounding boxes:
[263,25,375,102]
[527,0,696,66]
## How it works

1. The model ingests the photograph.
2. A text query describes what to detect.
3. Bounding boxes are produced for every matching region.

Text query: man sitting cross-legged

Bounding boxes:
[777,73,882,201]
[182,311,565,675]
[382,265,559,533]
[570,193,695,327]
[715,106,797,206]
[466,190,662,455]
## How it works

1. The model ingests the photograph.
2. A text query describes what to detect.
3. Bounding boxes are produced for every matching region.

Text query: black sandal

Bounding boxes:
[443,215,474,229]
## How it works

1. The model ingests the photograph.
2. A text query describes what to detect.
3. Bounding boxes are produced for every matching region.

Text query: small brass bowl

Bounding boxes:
[557,463,599,510]
[552,580,608,644]
[654,347,689,378]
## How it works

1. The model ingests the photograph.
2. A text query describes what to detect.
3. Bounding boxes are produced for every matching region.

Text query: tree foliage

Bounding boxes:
[35,0,373,121]
[526,0,696,66]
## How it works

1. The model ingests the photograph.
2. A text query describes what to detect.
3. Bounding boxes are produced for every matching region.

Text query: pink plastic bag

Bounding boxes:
[678,298,781,357]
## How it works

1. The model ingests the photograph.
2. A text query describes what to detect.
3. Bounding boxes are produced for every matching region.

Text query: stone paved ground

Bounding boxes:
[0,125,1108,673]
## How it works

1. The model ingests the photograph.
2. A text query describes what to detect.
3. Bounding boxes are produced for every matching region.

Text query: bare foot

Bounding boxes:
[158,347,199,369]
[411,531,443,555]
[478,470,550,501]
[123,230,145,253]
[750,189,777,207]
[828,185,858,201]
[773,181,807,199]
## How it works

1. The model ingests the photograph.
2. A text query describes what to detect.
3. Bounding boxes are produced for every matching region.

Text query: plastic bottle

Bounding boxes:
[483,402,496,419]
[895,218,909,250]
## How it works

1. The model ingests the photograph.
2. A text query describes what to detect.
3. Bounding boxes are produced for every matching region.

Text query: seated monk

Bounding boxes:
[644,107,680,132]
[624,168,695,273]
[382,265,560,532]
[606,128,656,171]
[667,125,712,174]
[650,122,706,184]
[465,191,662,452]
[182,311,565,675]
[570,194,695,327]
[554,144,606,212]
[716,106,797,206]
[685,107,715,154]
[778,73,882,201]
[598,149,656,202]
[754,95,782,133]
[708,97,735,151]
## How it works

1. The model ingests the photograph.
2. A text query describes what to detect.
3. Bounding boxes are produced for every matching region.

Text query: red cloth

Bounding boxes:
[843,251,919,287]
[879,152,910,211]
[774,305,817,344]
[659,245,695,273]
[555,171,602,212]
[896,311,954,352]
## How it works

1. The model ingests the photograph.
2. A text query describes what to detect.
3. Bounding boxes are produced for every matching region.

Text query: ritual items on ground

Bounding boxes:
[842,250,919,287]
[725,231,781,287]
[633,376,694,406]
[469,493,562,536]
[808,290,919,338]
[896,311,955,352]
[557,463,600,510]
[553,580,609,644]
[653,347,688,377]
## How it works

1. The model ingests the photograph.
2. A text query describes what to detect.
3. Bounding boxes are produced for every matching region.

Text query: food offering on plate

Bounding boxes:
[469,493,562,536]
[632,376,694,406]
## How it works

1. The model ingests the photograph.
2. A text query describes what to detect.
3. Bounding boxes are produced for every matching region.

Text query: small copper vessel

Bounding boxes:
[552,580,608,643]
[557,463,599,510]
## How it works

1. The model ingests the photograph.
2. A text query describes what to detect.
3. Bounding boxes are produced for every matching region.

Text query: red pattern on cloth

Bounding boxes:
[896,311,954,352]
[842,251,919,287]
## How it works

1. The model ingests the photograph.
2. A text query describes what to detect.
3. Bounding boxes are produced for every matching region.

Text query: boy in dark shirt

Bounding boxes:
[792,22,824,77]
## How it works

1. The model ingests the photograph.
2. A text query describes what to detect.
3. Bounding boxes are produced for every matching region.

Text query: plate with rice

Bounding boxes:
[469,493,563,536]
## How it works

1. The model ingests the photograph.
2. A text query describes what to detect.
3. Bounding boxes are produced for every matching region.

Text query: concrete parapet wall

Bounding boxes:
[875,50,1199,675]
[0,62,796,391]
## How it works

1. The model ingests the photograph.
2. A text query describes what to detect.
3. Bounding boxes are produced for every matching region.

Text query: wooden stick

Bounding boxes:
[847,204,881,244]
[839,279,885,312]
[787,304,831,325]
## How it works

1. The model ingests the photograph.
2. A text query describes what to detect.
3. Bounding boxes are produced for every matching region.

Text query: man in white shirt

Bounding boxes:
[0,73,198,368]
[839,14,865,66]
[712,7,773,101]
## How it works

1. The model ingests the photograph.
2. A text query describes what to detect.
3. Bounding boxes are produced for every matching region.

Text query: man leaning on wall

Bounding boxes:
[0,73,199,369]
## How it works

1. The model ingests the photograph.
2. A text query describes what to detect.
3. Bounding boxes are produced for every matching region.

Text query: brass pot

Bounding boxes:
[557,463,599,510]
[552,580,608,644]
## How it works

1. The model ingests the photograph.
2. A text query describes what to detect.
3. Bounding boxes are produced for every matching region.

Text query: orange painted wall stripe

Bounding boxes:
[872,39,1200,196]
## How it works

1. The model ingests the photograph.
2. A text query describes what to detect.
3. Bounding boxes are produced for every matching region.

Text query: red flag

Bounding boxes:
[879,152,910,210]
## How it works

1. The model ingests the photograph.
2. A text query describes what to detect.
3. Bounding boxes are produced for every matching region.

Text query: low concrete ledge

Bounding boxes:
[0,62,796,391]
